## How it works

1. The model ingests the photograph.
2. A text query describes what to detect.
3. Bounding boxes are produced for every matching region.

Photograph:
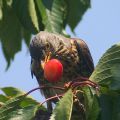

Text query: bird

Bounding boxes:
[29,31,94,112]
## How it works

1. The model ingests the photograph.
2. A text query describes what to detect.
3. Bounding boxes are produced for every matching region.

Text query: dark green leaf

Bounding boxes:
[99,94,120,120]
[66,0,90,31]
[50,89,73,120]
[90,43,120,91]
[36,0,67,34]
[87,95,100,120]
[0,0,22,68]
[84,87,100,120]
[22,27,31,46]
[0,0,91,67]
[12,0,39,34]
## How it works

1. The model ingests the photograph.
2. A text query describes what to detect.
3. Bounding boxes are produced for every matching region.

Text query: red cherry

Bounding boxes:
[44,59,63,82]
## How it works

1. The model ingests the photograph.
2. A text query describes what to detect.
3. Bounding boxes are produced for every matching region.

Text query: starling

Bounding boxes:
[29,31,94,112]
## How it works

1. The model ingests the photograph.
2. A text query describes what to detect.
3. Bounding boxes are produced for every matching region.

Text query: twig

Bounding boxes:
[24,86,65,96]
[39,94,63,106]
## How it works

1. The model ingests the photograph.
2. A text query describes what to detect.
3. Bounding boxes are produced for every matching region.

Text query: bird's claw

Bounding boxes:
[64,76,99,94]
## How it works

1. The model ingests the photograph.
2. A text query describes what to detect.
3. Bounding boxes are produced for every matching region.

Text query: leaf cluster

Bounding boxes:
[0,0,90,68]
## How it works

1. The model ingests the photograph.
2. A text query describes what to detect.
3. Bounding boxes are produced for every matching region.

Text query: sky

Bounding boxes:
[0,0,120,102]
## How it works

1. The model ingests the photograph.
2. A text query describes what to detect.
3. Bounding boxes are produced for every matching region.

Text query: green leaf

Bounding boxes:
[0,1,33,67]
[87,95,100,120]
[0,95,40,120]
[0,0,3,20]
[90,43,120,91]
[20,97,38,108]
[1,87,25,97]
[66,0,90,31]
[0,87,39,107]
[0,0,91,67]
[0,0,22,68]
[0,93,46,120]
[0,95,24,119]
[35,0,67,34]
[22,29,31,47]
[0,95,9,103]
[12,0,39,34]
[4,105,40,120]
[84,87,100,120]
[99,94,120,120]
[50,89,73,120]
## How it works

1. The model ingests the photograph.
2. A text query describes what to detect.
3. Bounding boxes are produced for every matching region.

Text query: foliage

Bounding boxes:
[90,43,120,120]
[0,0,120,120]
[0,0,90,68]
[0,87,46,120]
[91,43,120,91]
[50,89,73,120]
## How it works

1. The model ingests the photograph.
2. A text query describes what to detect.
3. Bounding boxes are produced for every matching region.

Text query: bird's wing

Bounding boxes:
[72,38,94,77]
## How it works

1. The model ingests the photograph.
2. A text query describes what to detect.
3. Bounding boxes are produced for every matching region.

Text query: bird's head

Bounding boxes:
[29,31,63,82]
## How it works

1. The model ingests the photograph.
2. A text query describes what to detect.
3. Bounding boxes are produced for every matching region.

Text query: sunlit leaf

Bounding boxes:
[0,95,43,120]
[0,87,39,107]
[0,95,24,119]
[1,87,24,97]
[0,87,47,120]
[0,95,9,103]
[0,0,3,20]
[4,105,40,120]
[90,43,120,120]
[50,89,73,120]
[91,43,120,91]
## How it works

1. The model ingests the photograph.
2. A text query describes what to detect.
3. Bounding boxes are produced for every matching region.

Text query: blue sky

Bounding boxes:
[0,0,120,102]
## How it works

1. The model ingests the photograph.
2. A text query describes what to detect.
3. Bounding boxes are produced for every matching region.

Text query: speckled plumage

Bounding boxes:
[29,31,94,111]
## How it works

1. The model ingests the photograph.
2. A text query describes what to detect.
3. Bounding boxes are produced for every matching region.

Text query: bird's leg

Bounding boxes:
[74,76,99,90]
[46,101,53,113]
[64,77,99,94]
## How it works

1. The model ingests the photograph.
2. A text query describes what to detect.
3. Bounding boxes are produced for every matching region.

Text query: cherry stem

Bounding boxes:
[40,94,63,106]
[70,76,99,88]
[74,81,94,86]
[71,81,99,92]
[24,85,65,96]
[73,76,98,85]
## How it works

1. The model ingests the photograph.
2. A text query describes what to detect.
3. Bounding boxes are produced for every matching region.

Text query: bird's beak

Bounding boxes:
[41,60,45,70]
[40,51,51,70]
